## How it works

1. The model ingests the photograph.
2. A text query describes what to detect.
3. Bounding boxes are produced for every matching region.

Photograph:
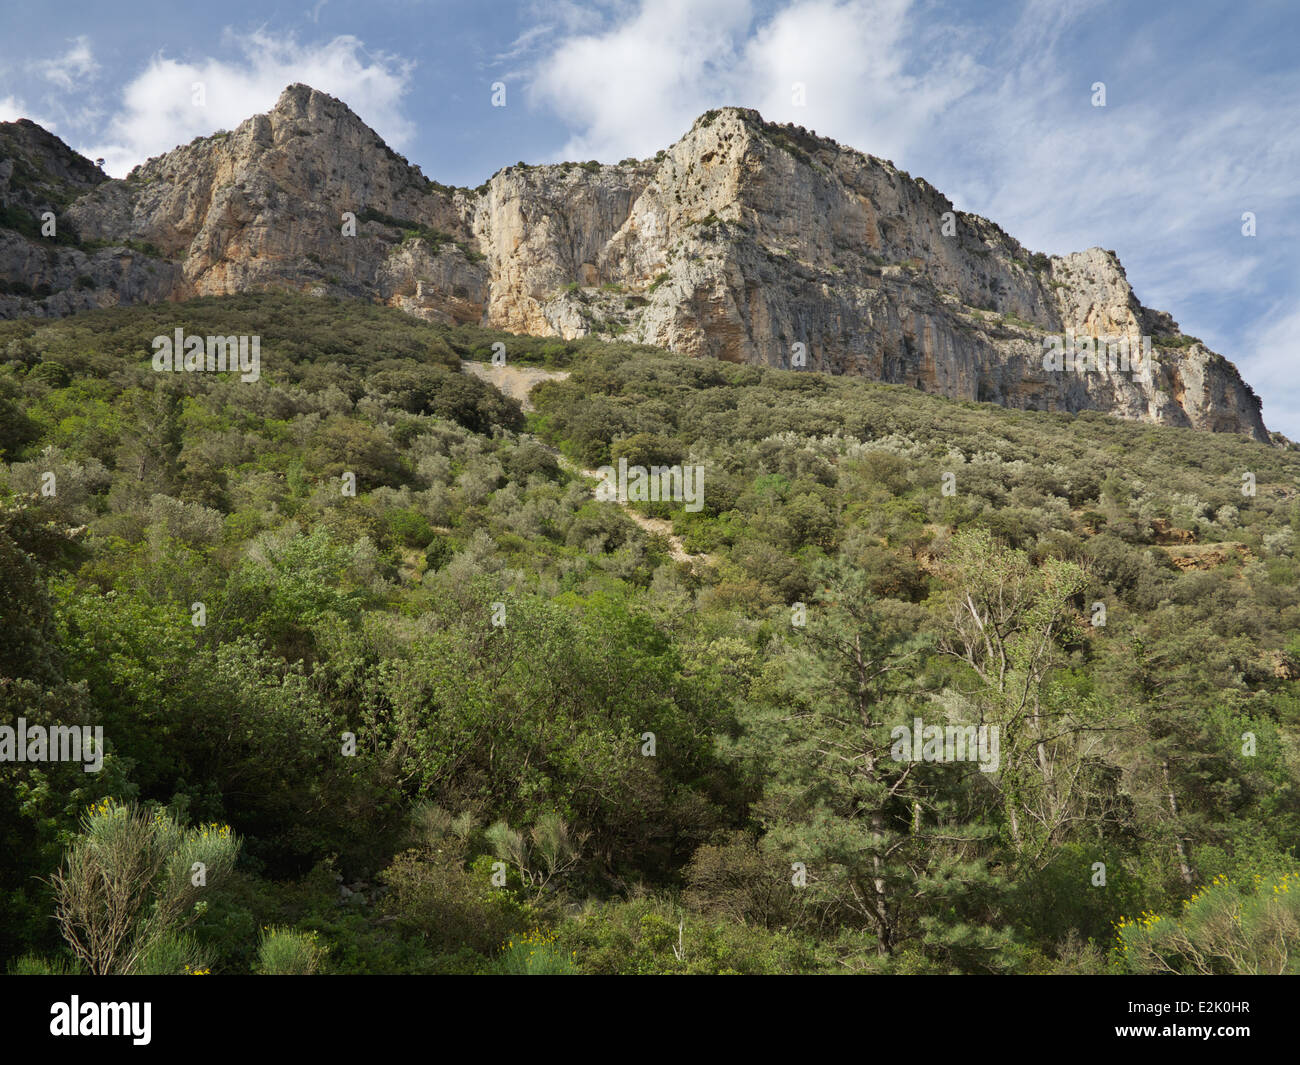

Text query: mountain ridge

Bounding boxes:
[0,83,1270,442]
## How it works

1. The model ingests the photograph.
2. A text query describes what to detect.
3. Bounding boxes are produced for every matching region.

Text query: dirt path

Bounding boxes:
[462,358,710,568]
[576,466,706,566]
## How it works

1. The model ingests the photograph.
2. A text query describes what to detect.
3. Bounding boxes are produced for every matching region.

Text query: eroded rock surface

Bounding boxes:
[0,87,1269,440]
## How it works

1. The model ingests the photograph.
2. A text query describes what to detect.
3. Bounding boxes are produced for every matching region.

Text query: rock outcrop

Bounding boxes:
[0,85,1269,441]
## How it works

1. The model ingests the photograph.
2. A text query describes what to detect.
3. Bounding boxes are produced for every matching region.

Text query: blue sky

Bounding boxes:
[3,0,1299,437]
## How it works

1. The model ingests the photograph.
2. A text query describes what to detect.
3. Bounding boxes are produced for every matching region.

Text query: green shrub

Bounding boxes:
[256,927,328,974]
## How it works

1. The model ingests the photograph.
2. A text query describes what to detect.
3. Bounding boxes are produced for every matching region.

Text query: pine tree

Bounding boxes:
[734,559,1012,968]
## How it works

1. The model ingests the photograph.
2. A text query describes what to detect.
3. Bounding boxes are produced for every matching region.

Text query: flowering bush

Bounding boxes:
[1114,872,1299,974]
[48,798,240,974]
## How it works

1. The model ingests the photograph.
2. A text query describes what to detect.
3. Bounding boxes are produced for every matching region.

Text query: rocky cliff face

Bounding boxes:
[0,84,1269,441]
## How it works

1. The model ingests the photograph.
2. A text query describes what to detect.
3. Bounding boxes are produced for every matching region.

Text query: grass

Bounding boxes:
[491,929,578,975]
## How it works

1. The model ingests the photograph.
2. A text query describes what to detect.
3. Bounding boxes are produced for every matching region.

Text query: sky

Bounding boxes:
[2,0,1298,437]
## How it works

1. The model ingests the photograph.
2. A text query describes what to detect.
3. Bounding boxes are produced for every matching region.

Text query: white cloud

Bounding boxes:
[738,0,977,165]
[527,0,976,165]
[35,36,100,92]
[81,30,414,177]
[528,0,752,162]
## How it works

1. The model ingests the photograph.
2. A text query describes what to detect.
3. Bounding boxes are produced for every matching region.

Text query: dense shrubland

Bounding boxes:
[1,293,1298,974]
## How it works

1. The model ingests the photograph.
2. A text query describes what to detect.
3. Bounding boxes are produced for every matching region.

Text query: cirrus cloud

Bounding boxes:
[34,36,100,92]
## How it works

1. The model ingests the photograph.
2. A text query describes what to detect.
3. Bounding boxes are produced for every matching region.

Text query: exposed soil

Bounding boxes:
[461,360,569,411]
[462,359,710,568]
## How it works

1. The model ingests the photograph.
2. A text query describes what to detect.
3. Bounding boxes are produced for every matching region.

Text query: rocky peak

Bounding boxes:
[0,120,106,215]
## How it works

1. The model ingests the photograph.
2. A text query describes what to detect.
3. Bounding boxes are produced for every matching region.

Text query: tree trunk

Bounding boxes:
[870,809,892,955]
[1162,762,1194,887]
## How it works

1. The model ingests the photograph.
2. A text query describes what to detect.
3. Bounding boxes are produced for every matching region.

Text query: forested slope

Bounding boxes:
[2,293,1298,974]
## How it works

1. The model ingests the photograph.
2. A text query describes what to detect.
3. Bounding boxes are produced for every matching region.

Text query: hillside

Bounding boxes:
[2,293,1298,974]
[0,84,1269,440]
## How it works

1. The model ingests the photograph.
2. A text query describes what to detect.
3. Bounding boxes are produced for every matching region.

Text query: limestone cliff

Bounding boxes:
[0,85,1269,441]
